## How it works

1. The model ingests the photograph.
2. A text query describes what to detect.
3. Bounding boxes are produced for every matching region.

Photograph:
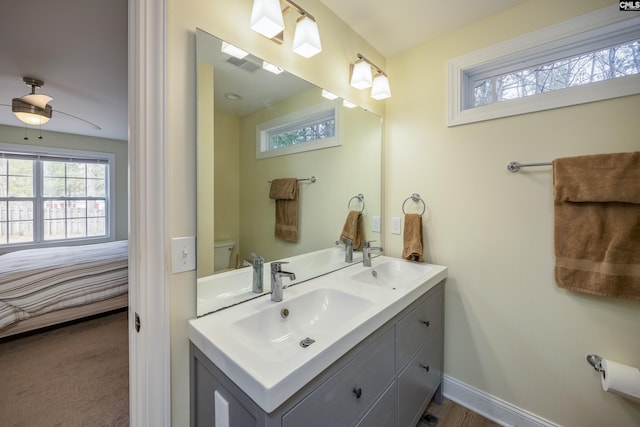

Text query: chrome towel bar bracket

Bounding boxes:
[507,161,552,173]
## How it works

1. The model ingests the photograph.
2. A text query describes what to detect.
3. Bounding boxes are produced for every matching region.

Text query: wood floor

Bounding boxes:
[421,398,503,427]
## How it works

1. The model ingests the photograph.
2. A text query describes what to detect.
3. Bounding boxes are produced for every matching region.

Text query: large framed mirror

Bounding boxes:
[196,28,382,315]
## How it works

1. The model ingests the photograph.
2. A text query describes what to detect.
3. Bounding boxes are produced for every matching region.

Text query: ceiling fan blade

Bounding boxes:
[53,109,102,130]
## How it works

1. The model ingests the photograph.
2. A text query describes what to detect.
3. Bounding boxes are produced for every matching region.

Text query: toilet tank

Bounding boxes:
[213,240,235,272]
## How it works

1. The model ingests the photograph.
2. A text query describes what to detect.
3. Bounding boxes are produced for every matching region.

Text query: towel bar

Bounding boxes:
[268,176,316,183]
[402,193,426,215]
[507,161,552,172]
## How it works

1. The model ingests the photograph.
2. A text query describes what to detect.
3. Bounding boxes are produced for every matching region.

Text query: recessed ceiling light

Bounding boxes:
[224,93,243,101]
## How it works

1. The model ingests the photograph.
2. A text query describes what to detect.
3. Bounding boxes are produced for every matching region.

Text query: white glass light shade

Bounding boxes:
[262,61,284,74]
[350,60,373,89]
[250,0,285,39]
[22,94,53,109]
[292,15,322,58]
[371,74,391,100]
[221,42,249,59]
[15,112,50,126]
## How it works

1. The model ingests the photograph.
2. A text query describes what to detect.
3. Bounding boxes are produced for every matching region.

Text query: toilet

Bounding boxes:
[213,240,235,273]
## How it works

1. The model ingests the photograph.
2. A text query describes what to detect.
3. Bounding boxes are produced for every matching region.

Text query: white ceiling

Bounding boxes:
[0,0,525,142]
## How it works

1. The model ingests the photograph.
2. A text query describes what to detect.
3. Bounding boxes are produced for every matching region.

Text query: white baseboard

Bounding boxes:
[442,375,558,427]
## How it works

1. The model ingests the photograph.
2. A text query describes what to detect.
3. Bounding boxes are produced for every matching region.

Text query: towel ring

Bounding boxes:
[402,193,426,215]
[348,193,365,212]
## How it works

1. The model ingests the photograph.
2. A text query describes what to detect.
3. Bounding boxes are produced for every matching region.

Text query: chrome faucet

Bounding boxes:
[335,238,354,263]
[362,240,383,267]
[270,261,296,302]
[250,253,264,293]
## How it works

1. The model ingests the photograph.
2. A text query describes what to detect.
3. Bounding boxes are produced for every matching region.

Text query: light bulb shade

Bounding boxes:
[292,15,322,58]
[250,0,285,39]
[350,60,373,89]
[12,98,52,125]
[371,74,391,100]
[221,41,249,59]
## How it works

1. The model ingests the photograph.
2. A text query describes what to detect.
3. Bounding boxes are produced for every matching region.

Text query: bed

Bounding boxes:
[0,240,128,339]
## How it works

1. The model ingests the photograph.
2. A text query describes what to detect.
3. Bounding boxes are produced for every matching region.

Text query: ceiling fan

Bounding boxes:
[2,76,101,131]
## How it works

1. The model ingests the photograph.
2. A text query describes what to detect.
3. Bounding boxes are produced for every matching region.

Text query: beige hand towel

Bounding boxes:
[269,178,299,242]
[553,151,640,300]
[402,213,424,262]
[339,210,365,251]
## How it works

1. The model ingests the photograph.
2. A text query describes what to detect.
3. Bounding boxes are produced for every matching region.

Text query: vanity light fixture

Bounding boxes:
[250,0,322,58]
[262,60,284,74]
[321,89,338,100]
[221,42,249,59]
[350,53,391,100]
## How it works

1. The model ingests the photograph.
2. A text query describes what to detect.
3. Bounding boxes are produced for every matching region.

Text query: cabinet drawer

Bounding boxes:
[356,380,397,427]
[398,342,442,427]
[396,288,443,371]
[282,327,395,427]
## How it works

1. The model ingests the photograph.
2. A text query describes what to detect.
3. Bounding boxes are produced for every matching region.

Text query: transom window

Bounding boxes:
[448,6,640,126]
[0,145,114,248]
[256,99,341,159]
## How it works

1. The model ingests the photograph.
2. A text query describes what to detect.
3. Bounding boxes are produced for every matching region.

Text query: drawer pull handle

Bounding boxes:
[352,387,362,399]
[420,364,430,373]
[421,320,430,327]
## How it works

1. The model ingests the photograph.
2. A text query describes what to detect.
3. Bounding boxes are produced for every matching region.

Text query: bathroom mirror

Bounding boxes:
[196,28,382,315]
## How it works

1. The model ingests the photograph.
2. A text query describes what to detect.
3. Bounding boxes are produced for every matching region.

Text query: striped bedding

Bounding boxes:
[0,240,128,330]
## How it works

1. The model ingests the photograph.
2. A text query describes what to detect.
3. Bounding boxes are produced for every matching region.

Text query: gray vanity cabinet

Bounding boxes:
[190,281,444,427]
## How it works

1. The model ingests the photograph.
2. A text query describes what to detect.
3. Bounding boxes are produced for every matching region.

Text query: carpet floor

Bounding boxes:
[0,310,129,427]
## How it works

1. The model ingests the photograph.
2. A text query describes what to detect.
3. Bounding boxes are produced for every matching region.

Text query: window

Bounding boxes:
[256,100,341,159]
[448,6,640,126]
[0,145,114,248]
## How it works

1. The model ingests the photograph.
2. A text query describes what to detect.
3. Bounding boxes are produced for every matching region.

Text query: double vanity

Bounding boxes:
[189,251,447,426]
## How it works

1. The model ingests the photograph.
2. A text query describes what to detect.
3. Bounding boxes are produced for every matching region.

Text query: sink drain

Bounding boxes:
[300,337,315,348]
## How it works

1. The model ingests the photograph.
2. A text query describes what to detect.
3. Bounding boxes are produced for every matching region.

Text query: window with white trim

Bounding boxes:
[448,6,640,126]
[256,100,341,159]
[0,145,114,248]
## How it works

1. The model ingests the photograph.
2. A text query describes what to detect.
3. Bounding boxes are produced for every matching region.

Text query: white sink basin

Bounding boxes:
[228,288,374,362]
[189,255,448,413]
[350,259,436,289]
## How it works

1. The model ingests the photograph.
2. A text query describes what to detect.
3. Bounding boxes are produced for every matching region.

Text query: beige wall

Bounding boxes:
[168,1,384,424]
[0,125,128,242]
[384,1,640,426]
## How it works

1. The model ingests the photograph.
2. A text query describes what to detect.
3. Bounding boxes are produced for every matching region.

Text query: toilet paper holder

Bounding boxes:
[587,354,604,373]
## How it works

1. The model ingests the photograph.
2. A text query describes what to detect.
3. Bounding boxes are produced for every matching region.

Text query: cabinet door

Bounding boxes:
[397,341,442,427]
[282,327,395,427]
[192,356,258,427]
[356,380,397,427]
[396,288,443,371]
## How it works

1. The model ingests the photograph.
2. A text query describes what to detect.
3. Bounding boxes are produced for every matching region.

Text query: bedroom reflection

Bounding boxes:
[196,29,382,312]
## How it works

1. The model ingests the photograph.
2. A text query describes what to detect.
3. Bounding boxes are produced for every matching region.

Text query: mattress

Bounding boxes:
[0,240,129,329]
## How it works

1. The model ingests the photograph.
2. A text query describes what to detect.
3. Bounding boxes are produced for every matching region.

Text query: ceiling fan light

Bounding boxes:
[12,98,53,126]
[292,15,322,58]
[250,0,285,39]
[371,74,391,100]
[350,60,373,89]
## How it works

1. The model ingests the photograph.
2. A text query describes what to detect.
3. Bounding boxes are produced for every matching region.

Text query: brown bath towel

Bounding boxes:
[269,178,299,242]
[553,151,640,300]
[339,210,365,251]
[402,213,424,262]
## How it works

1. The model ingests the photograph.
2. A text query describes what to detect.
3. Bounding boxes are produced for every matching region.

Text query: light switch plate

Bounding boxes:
[171,236,196,273]
[391,217,401,235]
[372,216,381,232]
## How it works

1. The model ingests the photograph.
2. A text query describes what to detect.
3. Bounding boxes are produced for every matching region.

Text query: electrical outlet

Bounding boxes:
[372,216,381,232]
[172,236,196,273]
[391,217,401,235]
